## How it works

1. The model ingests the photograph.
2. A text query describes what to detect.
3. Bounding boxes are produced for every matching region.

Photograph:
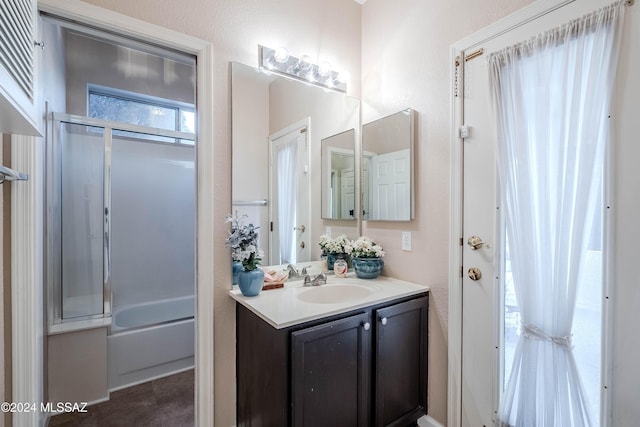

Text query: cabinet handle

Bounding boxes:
[380,317,388,326]
[362,322,371,331]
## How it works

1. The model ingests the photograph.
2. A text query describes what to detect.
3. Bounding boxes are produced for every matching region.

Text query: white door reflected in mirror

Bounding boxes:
[321,129,357,220]
[362,108,415,221]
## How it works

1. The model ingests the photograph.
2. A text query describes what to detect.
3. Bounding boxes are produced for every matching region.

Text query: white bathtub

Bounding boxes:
[108,295,195,391]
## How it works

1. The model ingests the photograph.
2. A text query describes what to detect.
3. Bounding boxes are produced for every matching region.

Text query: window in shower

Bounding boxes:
[88,85,195,145]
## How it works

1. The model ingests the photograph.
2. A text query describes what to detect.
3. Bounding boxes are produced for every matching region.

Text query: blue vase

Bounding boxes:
[352,257,384,279]
[238,268,265,297]
[232,261,243,286]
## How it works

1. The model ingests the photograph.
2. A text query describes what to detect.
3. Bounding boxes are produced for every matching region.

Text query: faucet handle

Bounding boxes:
[303,275,312,286]
[301,265,311,275]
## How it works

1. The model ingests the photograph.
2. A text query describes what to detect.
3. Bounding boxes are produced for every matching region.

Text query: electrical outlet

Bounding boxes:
[401,231,412,251]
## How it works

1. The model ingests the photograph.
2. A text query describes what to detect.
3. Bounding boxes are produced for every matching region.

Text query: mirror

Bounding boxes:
[362,108,415,221]
[231,62,360,265]
[321,129,356,220]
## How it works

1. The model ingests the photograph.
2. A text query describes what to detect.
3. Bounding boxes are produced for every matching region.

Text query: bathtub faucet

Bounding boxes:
[303,273,327,287]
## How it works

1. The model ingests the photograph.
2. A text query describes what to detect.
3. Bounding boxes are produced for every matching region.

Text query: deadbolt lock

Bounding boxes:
[467,235,489,250]
[300,241,305,249]
[468,267,482,281]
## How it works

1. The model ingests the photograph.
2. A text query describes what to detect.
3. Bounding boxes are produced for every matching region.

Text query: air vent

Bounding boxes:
[0,0,34,100]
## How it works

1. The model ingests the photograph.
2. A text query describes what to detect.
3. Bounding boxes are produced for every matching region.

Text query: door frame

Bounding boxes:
[20,1,215,425]
[448,1,584,425]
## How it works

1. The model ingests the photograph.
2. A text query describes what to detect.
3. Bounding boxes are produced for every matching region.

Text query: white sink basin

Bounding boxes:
[295,283,372,304]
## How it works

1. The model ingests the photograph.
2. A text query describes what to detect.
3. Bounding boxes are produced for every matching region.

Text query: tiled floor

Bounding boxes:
[48,369,194,427]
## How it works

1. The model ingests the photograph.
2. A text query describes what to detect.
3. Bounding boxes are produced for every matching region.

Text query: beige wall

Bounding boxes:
[68,0,539,424]
[360,0,534,423]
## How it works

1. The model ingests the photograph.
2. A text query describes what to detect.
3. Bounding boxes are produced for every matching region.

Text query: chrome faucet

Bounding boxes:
[286,264,300,278]
[303,273,327,287]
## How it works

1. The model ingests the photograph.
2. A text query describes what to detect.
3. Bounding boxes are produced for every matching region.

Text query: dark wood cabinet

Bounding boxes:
[236,292,428,427]
[375,297,429,427]
[292,312,372,427]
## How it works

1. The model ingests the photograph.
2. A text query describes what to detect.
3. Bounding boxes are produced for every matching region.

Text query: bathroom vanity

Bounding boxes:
[230,276,429,426]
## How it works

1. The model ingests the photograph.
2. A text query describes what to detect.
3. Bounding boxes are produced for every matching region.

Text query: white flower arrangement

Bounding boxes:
[225,213,263,271]
[318,234,351,254]
[346,236,385,258]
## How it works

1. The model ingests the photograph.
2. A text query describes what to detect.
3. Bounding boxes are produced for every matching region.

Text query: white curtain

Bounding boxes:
[276,138,298,264]
[489,2,627,426]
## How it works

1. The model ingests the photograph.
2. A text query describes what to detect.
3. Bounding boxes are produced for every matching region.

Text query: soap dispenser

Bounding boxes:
[333,258,348,278]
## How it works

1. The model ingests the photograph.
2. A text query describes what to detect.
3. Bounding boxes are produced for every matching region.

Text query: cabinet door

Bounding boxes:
[292,312,372,427]
[375,296,428,427]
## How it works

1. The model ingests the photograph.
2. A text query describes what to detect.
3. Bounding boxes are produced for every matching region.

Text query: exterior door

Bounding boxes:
[452,0,631,425]
[458,42,499,426]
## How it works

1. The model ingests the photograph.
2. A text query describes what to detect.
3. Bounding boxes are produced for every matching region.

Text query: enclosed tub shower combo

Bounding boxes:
[47,113,196,392]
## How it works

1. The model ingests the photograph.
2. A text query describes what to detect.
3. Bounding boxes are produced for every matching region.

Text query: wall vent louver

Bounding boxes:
[0,0,34,101]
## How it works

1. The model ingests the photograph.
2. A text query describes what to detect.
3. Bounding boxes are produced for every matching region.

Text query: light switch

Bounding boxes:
[402,231,412,251]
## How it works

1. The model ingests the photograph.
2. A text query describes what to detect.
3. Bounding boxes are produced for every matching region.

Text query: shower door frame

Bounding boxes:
[47,113,196,330]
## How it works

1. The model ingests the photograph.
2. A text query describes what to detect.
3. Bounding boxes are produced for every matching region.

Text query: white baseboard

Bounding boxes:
[419,414,446,427]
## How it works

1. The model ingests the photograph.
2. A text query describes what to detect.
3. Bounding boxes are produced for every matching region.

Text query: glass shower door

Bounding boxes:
[110,133,195,321]
[58,122,107,319]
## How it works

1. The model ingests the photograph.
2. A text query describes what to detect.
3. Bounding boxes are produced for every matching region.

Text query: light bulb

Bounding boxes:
[273,47,289,64]
[298,55,312,71]
[318,62,332,77]
[304,69,316,82]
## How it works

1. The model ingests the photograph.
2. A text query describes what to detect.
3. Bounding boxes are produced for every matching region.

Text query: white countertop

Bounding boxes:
[229,273,430,329]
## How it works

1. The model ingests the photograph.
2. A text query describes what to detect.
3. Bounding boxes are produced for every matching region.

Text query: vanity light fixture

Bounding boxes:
[259,45,347,93]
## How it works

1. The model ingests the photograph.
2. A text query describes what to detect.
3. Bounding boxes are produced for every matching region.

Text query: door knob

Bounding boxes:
[293,225,306,232]
[468,267,482,281]
[467,235,489,250]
